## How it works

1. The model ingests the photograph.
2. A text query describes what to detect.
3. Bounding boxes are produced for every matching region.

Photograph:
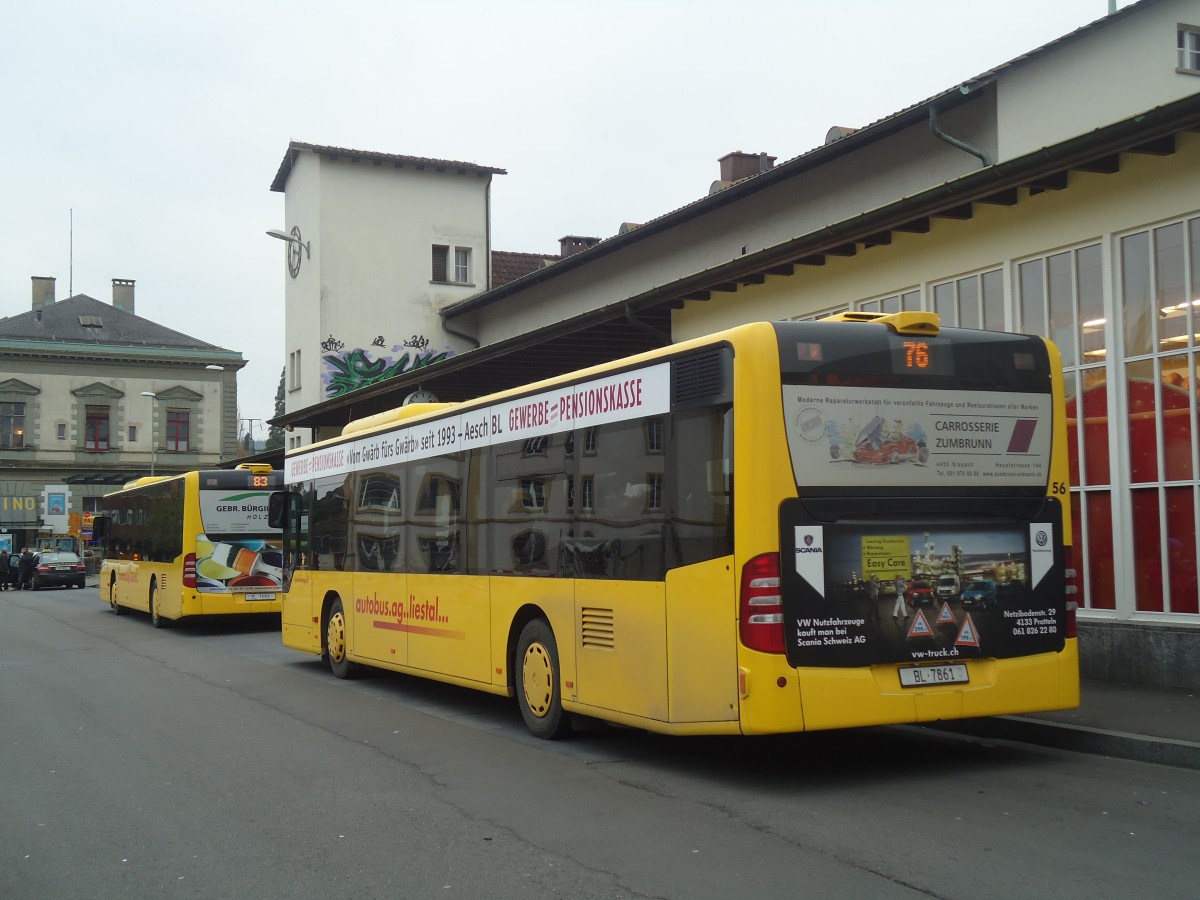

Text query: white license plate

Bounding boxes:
[244,592,276,601]
[899,664,969,687]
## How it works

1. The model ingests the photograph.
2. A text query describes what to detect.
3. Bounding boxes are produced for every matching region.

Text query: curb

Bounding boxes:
[922,716,1200,771]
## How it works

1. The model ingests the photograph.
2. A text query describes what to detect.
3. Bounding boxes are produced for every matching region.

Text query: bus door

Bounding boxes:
[273,489,316,649]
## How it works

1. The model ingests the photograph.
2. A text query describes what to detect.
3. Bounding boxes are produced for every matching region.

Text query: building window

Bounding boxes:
[416,475,460,516]
[359,474,401,511]
[1112,220,1200,615]
[289,349,302,390]
[57,423,66,441]
[128,425,138,443]
[581,476,595,511]
[1179,25,1200,73]
[1018,242,1109,611]
[85,405,110,451]
[511,529,547,568]
[1,402,25,448]
[522,436,548,455]
[931,269,1004,330]
[857,289,920,314]
[647,473,664,511]
[433,245,471,284]
[432,245,449,282]
[645,418,663,453]
[584,426,598,454]
[521,478,546,511]
[166,410,189,452]
[794,305,849,322]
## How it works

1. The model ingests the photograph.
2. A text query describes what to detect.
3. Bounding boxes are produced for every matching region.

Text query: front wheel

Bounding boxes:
[325,597,353,679]
[109,576,124,615]
[515,619,571,739]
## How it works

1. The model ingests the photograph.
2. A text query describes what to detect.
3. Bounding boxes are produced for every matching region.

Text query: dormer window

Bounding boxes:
[78,315,103,327]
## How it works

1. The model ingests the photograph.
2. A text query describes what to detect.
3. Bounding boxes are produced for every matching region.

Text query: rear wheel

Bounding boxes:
[150,581,168,628]
[326,598,353,679]
[515,619,571,739]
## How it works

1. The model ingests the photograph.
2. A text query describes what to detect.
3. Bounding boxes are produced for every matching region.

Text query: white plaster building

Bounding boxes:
[268,144,506,450]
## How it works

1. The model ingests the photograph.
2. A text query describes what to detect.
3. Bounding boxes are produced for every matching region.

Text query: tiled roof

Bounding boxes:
[0,294,231,352]
[491,250,560,288]
[271,141,507,192]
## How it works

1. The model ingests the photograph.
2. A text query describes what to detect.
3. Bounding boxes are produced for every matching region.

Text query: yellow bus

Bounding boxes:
[94,464,284,627]
[271,314,1079,738]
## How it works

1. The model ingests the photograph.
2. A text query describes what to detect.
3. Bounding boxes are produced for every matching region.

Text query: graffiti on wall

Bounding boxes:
[321,333,454,399]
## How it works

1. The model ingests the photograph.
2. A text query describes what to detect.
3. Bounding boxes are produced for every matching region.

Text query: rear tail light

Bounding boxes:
[183,553,197,589]
[1063,546,1078,639]
[740,553,785,653]
[36,564,50,573]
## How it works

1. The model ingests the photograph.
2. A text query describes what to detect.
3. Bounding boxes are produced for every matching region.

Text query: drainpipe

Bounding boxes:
[441,314,480,350]
[929,102,992,168]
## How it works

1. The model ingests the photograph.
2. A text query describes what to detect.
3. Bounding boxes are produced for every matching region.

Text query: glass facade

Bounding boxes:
[854,212,1200,619]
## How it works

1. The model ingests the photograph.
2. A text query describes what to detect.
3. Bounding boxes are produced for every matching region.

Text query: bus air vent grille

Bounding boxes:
[672,348,731,408]
[580,607,615,649]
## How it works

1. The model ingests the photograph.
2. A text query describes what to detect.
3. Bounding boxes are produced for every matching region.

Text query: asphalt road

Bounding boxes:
[3,586,1198,900]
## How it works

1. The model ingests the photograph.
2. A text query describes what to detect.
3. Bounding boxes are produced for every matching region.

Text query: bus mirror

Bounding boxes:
[268,492,290,530]
[91,515,110,539]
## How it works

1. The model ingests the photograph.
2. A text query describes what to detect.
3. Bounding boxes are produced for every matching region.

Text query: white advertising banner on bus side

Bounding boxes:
[783,385,1052,489]
[285,363,672,485]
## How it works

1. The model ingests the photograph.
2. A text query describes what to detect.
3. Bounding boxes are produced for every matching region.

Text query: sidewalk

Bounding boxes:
[925,679,1200,770]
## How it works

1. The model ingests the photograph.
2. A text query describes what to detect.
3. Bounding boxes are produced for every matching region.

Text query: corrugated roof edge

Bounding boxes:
[270,140,507,192]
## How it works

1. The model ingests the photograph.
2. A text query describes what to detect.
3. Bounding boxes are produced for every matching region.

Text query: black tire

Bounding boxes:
[109,576,124,615]
[325,597,353,679]
[515,618,571,739]
[150,581,168,628]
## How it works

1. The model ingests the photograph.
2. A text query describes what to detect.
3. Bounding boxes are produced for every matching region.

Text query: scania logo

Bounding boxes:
[804,534,814,547]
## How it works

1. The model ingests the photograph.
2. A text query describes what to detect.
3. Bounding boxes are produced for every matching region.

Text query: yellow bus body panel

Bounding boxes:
[406,573,491,683]
[665,558,739,723]
[281,569,322,655]
[573,579,668,721]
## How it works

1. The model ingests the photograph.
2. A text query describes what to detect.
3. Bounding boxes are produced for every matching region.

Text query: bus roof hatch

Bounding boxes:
[819,310,941,336]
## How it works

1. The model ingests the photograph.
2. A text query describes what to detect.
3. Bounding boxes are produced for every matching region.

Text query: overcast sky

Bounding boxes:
[1,0,1128,435]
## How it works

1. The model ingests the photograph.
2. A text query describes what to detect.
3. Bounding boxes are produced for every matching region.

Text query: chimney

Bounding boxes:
[32,276,55,311]
[559,235,600,257]
[112,278,135,314]
[718,151,776,183]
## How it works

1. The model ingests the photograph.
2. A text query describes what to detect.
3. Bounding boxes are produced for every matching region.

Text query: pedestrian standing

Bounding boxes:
[8,549,22,589]
[18,547,35,590]
[0,548,9,590]
[893,574,909,620]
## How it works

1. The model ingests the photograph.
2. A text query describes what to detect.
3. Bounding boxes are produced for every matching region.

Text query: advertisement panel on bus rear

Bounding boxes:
[196,488,282,594]
[779,498,1065,667]
[782,386,1052,489]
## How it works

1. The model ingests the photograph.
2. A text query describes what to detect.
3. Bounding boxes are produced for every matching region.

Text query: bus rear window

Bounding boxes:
[777,321,1050,389]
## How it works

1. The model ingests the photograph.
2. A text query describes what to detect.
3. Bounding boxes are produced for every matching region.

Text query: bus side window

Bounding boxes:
[669,406,733,567]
